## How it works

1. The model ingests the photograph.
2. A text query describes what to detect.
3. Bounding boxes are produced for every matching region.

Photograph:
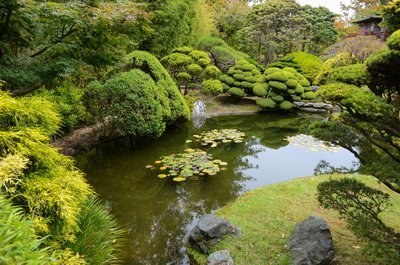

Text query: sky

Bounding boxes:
[297,0,351,15]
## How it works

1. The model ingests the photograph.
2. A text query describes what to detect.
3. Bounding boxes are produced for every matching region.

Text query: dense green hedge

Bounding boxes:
[326,64,370,86]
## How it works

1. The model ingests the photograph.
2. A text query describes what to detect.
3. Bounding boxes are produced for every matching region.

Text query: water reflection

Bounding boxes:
[78,113,357,264]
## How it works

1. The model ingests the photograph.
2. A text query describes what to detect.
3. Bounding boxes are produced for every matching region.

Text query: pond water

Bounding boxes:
[78,113,358,265]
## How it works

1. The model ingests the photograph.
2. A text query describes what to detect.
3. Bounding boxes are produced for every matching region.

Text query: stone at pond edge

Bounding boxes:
[287,216,335,265]
[189,214,241,254]
[207,250,234,265]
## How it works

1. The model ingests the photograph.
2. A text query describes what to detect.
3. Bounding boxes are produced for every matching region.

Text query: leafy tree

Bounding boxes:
[237,0,311,65]
[302,5,339,55]
[382,0,400,32]
[310,30,400,261]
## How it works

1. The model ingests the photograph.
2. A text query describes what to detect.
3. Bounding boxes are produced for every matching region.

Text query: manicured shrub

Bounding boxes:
[234,81,242,87]
[225,76,235,85]
[253,83,269,97]
[238,64,256,71]
[188,63,203,75]
[123,51,190,122]
[244,76,258,83]
[196,36,226,51]
[283,67,298,74]
[269,81,287,90]
[241,81,254,89]
[299,79,311,87]
[264,67,281,75]
[256,98,276,109]
[267,71,290,82]
[252,69,261,75]
[326,64,370,86]
[202,79,224,95]
[295,84,304,94]
[222,82,230,92]
[271,95,284,102]
[86,70,166,138]
[291,95,302,101]
[203,65,221,78]
[304,91,317,99]
[173,46,193,54]
[286,79,298,88]
[233,73,245,80]
[243,71,253,77]
[219,74,228,83]
[287,89,296,95]
[228,87,246,97]
[387,29,400,51]
[280,101,294,110]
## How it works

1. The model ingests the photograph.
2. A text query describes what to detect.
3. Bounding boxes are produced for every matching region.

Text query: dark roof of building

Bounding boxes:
[352,15,383,24]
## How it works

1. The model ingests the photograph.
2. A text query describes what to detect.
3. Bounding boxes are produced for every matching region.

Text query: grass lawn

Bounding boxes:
[191,174,400,265]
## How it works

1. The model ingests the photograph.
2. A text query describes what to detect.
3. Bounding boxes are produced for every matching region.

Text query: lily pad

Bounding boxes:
[148,148,227,181]
[197,129,246,147]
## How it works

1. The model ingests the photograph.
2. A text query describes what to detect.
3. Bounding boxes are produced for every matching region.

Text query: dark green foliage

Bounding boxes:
[66,198,124,265]
[366,32,400,100]
[268,56,302,72]
[221,82,230,92]
[326,64,370,86]
[86,70,165,138]
[196,36,226,51]
[256,98,276,109]
[228,87,245,98]
[0,194,53,264]
[310,65,400,259]
[317,178,400,262]
[122,51,190,122]
[202,79,223,95]
[382,1,400,32]
[35,86,86,133]
[223,60,261,94]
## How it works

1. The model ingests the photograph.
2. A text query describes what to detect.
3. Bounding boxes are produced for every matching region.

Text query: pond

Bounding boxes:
[77,113,358,265]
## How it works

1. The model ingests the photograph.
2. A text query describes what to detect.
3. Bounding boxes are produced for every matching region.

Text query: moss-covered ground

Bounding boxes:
[191,174,400,265]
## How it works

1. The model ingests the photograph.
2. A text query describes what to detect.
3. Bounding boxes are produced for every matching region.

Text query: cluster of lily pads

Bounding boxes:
[191,129,245,148]
[146,129,246,182]
[146,148,228,182]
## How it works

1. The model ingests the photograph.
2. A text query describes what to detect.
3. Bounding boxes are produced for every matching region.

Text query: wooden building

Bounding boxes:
[352,15,388,40]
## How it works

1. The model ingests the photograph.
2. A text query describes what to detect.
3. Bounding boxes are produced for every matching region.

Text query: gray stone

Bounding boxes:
[207,250,234,265]
[311,86,320,92]
[189,214,240,254]
[303,103,332,110]
[287,216,335,265]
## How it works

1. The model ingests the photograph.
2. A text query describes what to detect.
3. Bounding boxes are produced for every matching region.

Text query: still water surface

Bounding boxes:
[78,113,357,264]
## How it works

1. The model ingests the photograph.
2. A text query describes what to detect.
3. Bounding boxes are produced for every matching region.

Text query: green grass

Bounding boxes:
[193,174,400,265]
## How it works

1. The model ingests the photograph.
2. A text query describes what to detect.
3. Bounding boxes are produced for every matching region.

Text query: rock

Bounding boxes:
[189,214,240,254]
[303,103,332,110]
[311,86,320,92]
[330,105,342,113]
[207,250,234,265]
[287,216,335,265]
[298,107,328,114]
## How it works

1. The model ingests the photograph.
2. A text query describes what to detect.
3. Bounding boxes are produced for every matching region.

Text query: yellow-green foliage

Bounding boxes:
[202,79,223,95]
[0,91,122,264]
[387,30,400,51]
[326,64,370,86]
[0,194,53,264]
[314,52,359,85]
[256,98,276,109]
[228,87,246,97]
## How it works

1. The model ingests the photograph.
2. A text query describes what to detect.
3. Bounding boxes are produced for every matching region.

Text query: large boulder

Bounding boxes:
[287,216,335,265]
[189,214,240,254]
[207,250,234,265]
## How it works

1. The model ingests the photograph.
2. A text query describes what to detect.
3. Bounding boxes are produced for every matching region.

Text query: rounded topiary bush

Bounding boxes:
[253,83,269,97]
[280,101,294,110]
[228,87,246,97]
[326,64,370,86]
[269,81,287,90]
[202,79,223,95]
[387,29,400,51]
[256,98,276,109]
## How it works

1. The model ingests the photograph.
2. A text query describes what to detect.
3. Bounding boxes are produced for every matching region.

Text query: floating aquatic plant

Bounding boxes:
[146,148,227,182]
[193,129,246,148]
[286,134,340,152]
